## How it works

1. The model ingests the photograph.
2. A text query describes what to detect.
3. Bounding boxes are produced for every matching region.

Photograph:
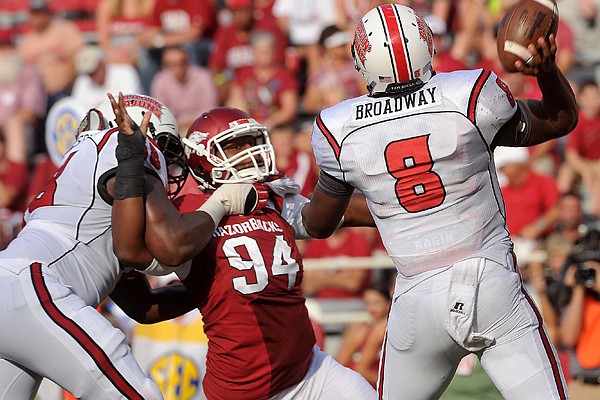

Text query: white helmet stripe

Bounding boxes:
[380,4,411,82]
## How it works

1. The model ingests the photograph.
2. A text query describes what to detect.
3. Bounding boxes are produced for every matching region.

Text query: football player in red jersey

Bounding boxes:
[111,101,377,400]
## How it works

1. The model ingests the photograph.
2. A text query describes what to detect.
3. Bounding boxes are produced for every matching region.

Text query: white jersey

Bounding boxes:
[0,128,168,306]
[312,69,517,277]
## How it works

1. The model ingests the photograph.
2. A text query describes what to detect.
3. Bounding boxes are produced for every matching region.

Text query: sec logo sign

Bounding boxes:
[148,353,202,399]
[45,97,86,167]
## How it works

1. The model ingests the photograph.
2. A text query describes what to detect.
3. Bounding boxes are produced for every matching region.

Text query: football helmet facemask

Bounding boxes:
[95,94,188,197]
[182,107,276,191]
[352,4,436,96]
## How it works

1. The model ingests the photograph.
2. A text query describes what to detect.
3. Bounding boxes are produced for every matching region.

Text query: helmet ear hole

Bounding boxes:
[77,108,110,135]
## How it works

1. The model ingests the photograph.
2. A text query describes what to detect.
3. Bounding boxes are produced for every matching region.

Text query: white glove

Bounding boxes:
[198,183,266,225]
[265,175,301,196]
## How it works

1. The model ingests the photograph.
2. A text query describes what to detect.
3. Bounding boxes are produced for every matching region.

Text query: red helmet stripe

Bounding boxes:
[381,4,411,82]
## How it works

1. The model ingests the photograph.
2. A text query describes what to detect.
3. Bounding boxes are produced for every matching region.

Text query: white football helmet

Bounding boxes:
[352,4,436,95]
[182,107,276,190]
[95,94,188,196]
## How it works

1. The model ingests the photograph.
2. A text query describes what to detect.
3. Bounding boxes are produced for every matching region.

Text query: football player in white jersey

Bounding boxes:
[301,4,578,400]
[0,94,260,400]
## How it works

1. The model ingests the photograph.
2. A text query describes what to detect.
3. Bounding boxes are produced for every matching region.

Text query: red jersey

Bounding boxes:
[174,193,315,400]
[151,0,216,36]
[500,171,559,237]
[302,230,373,298]
[433,50,467,73]
[232,66,298,124]
[0,159,28,212]
[566,113,600,160]
[209,24,287,74]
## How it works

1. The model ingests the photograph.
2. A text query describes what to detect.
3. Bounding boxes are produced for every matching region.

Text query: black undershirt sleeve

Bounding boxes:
[316,170,355,198]
[491,100,532,149]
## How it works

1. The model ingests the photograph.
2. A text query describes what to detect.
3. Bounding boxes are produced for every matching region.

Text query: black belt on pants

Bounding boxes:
[573,375,600,385]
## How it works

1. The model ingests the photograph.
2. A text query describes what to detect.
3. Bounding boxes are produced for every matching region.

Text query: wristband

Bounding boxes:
[114,128,146,200]
[116,127,145,161]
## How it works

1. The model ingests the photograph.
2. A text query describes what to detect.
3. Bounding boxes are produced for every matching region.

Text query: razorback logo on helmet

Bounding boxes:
[122,94,164,119]
[415,12,434,59]
[354,20,371,66]
[187,131,209,153]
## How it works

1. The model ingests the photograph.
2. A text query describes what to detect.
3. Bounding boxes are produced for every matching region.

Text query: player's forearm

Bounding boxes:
[112,197,155,269]
[341,194,375,228]
[110,274,194,323]
[302,187,350,238]
[144,200,215,267]
[143,285,196,323]
[133,175,214,266]
[536,64,578,137]
[110,171,155,269]
[146,182,263,266]
[155,214,215,266]
[111,116,152,268]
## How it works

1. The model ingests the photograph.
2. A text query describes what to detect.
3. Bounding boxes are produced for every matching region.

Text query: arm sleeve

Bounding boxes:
[491,101,533,149]
[316,170,354,198]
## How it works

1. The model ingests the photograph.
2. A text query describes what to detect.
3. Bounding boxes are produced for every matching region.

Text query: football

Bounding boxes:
[496,0,559,72]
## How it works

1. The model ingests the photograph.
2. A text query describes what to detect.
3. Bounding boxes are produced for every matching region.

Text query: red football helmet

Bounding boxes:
[182,107,276,190]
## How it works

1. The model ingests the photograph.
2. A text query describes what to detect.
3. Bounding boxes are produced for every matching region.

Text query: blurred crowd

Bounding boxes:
[2,0,600,398]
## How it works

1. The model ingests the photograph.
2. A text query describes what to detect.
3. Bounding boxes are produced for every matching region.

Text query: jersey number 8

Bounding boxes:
[384,135,446,213]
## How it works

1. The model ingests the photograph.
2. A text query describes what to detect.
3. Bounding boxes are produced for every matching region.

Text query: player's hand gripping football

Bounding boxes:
[513,34,557,76]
